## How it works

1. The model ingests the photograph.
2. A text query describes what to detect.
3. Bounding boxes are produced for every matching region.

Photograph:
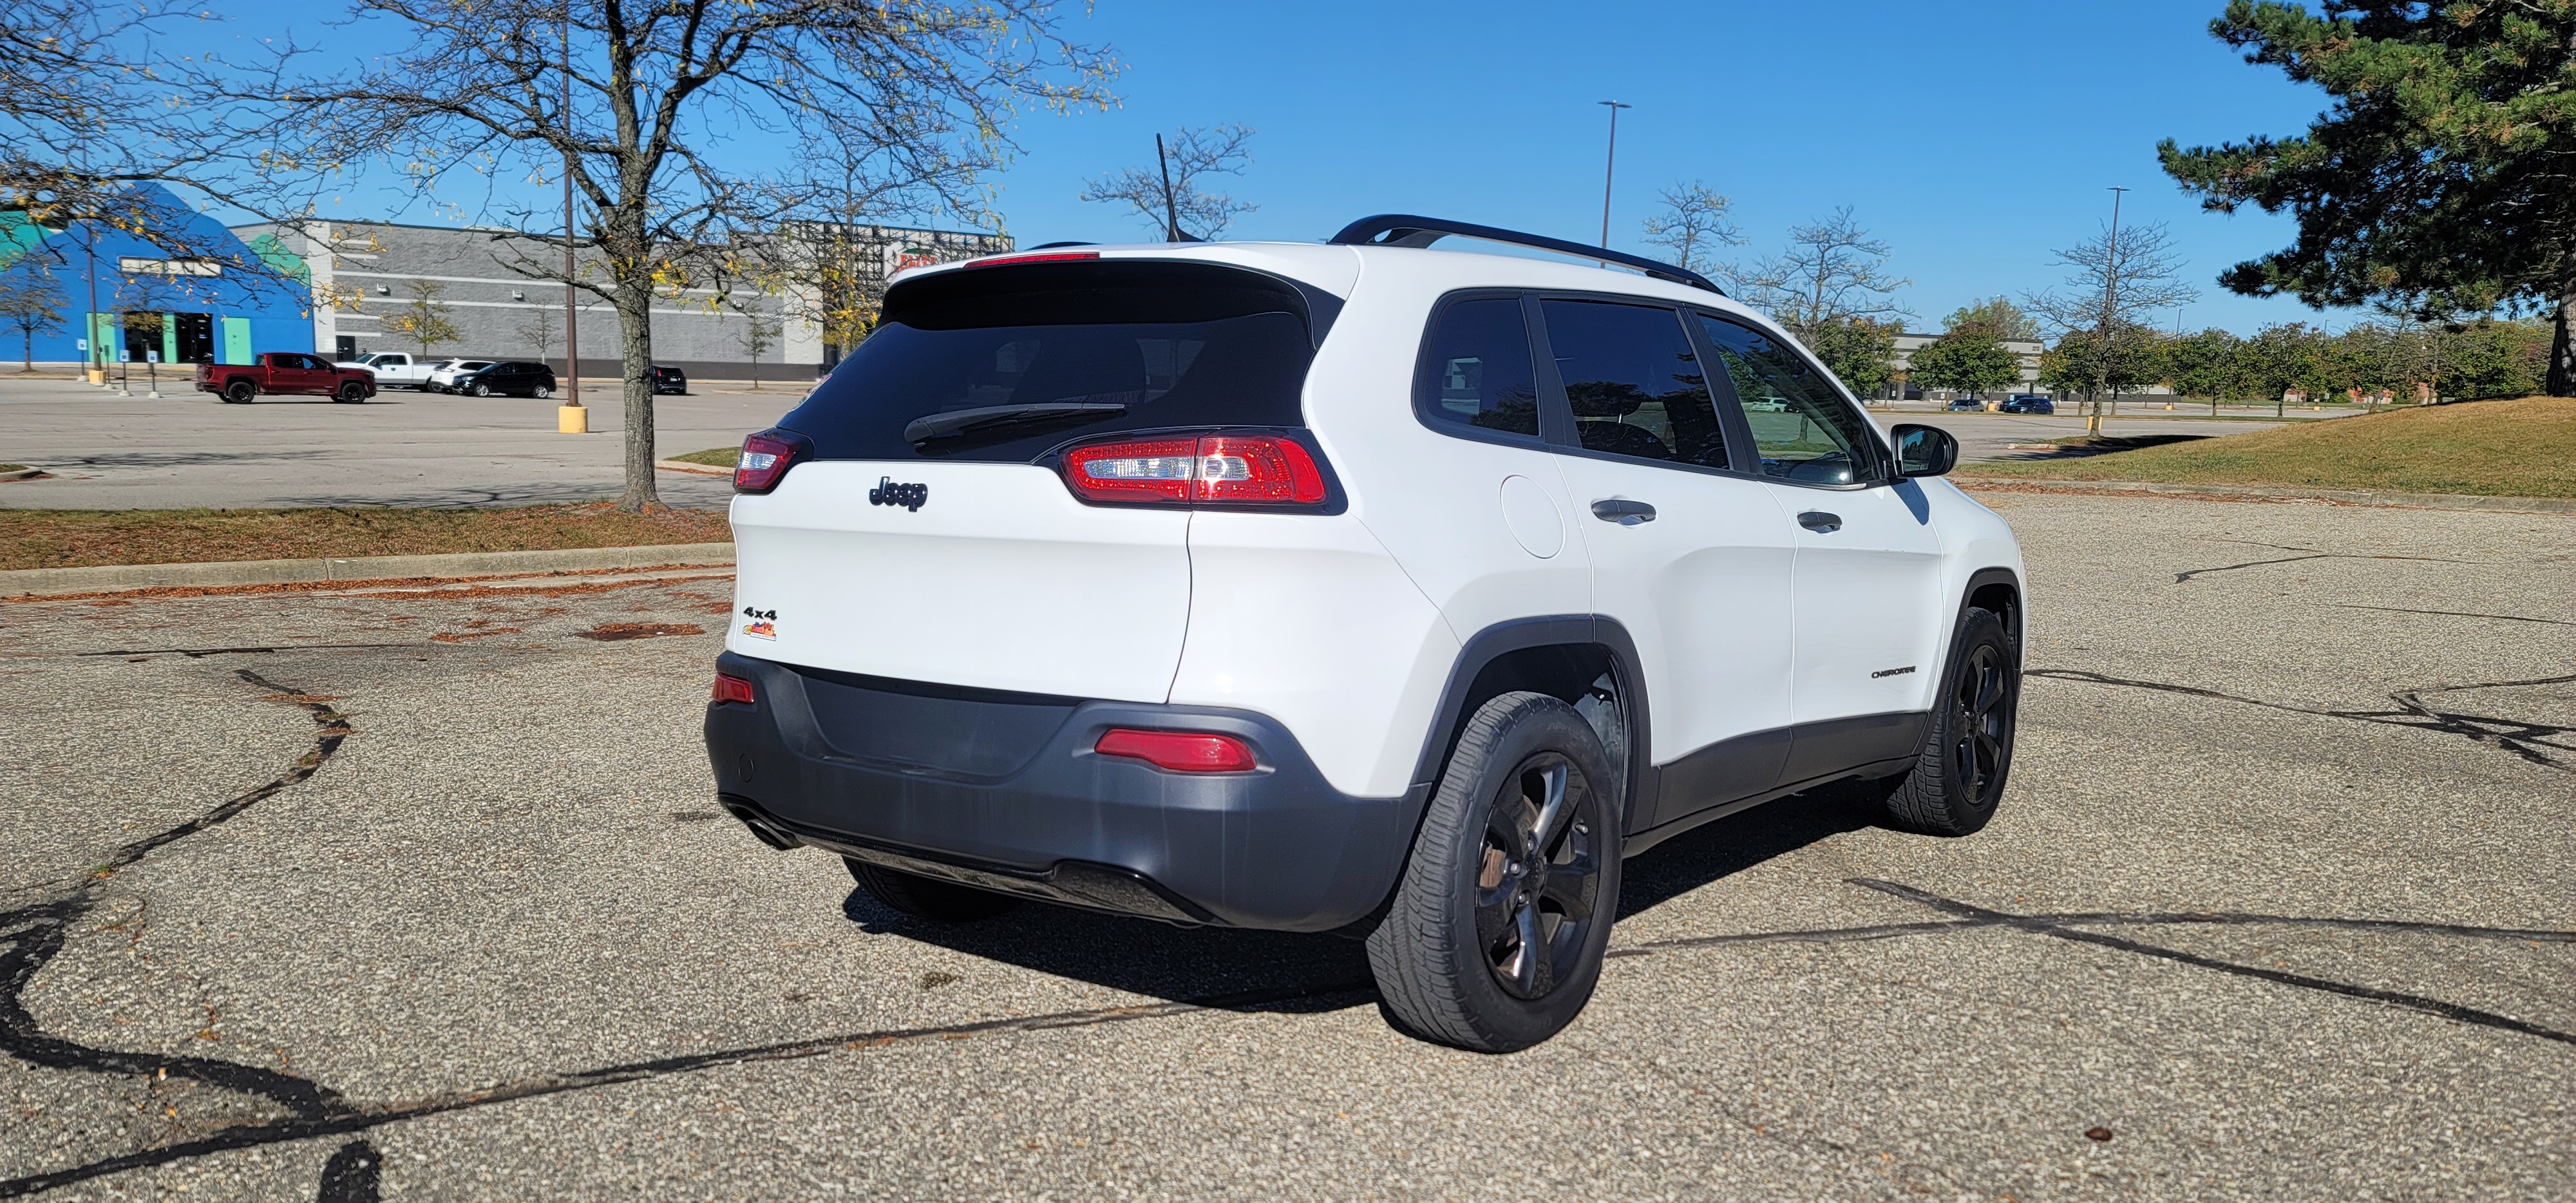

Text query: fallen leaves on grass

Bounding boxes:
[575,622,705,641]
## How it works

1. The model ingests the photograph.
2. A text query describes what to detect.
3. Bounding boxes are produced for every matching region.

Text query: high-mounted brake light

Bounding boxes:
[734,429,803,493]
[712,673,756,706]
[964,251,1102,269]
[1095,728,1258,773]
[1060,433,1327,507]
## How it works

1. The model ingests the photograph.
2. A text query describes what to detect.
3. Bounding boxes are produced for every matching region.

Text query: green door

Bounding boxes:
[221,317,251,365]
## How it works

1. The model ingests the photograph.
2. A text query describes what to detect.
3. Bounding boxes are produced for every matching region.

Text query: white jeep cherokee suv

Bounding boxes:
[705,216,2025,1052]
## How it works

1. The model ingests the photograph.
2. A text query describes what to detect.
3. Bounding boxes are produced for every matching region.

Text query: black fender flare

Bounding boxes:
[1403,614,1654,835]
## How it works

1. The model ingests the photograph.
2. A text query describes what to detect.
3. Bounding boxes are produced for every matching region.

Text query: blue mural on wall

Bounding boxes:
[0,182,312,368]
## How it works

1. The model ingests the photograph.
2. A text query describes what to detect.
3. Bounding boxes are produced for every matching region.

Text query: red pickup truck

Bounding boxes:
[198,353,379,404]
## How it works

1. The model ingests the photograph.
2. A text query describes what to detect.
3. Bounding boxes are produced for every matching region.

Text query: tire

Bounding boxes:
[1877,607,2020,837]
[469,383,491,397]
[533,384,551,399]
[335,382,365,404]
[844,857,1021,922]
[222,379,254,404]
[1367,691,1621,1053]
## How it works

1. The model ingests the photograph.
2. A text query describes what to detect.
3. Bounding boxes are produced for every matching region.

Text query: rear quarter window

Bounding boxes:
[779,261,1324,462]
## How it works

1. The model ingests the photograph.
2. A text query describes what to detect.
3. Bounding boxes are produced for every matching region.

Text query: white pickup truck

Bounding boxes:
[332,352,442,390]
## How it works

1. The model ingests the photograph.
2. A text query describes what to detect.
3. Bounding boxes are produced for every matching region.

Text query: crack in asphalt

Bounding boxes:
[0,669,381,1201]
[2333,603,2575,627]
[2027,667,2576,772]
[1848,879,2576,1047]
[2173,551,2454,584]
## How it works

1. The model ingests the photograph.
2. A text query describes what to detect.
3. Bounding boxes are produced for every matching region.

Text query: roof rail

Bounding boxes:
[1327,214,1723,296]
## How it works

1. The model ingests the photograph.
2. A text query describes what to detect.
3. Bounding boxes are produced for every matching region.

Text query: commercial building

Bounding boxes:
[224,218,1009,380]
[1885,332,2048,400]
[0,182,316,370]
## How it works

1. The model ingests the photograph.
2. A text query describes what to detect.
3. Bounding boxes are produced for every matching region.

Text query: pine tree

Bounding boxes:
[2161,2,2576,394]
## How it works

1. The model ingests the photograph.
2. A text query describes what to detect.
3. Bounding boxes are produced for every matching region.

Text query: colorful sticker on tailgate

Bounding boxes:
[741,606,777,639]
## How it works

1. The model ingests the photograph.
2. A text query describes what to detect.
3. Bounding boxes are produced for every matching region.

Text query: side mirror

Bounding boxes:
[1891,424,1958,478]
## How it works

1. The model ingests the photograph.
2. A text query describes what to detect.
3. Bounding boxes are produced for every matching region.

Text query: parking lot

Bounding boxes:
[0,377,799,510]
[3,490,2571,1200]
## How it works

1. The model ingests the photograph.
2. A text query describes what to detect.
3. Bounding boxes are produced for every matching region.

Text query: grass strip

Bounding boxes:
[1956,396,2576,498]
[0,502,730,571]
[669,446,742,468]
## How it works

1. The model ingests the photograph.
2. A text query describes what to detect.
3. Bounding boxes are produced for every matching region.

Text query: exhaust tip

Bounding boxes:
[717,797,800,851]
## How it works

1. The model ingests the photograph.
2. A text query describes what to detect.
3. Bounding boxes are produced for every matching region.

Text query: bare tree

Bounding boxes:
[1079,125,1256,241]
[2025,220,2199,433]
[515,304,560,365]
[736,307,781,390]
[1638,180,1743,276]
[236,0,1115,510]
[1730,207,1912,343]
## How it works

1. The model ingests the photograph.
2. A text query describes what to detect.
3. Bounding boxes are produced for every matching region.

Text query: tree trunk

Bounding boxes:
[614,286,661,511]
[2550,245,2576,396]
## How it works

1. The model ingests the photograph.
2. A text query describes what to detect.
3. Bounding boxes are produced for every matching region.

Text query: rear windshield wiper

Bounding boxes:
[904,402,1128,444]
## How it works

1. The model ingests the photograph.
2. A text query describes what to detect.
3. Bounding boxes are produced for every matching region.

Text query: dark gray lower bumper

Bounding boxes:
[703,652,1422,932]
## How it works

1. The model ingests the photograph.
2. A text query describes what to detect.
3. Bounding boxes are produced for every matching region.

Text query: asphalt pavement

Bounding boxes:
[3,491,2571,1200]
[0,376,798,509]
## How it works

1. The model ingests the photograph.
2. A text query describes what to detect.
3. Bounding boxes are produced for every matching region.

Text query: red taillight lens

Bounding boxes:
[712,673,755,706]
[1095,728,1258,773]
[1059,433,1327,507]
[734,430,800,493]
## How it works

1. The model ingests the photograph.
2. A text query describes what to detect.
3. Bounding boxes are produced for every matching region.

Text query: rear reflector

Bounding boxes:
[712,673,755,706]
[1094,728,1258,773]
[1061,433,1327,507]
[734,429,804,493]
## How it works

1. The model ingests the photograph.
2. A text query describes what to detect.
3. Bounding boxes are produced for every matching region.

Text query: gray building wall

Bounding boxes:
[225,218,1009,381]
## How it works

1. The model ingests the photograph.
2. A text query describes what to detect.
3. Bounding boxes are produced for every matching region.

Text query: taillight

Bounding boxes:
[734,429,804,493]
[712,672,755,706]
[1094,728,1258,773]
[1059,433,1327,507]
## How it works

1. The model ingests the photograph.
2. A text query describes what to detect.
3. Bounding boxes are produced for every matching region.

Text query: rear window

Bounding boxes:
[779,261,1320,462]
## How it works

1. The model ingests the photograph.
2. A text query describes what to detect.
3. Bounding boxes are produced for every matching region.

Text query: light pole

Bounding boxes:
[1596,100,1631,249]
[83,224,102,386]
[558,6,585,433]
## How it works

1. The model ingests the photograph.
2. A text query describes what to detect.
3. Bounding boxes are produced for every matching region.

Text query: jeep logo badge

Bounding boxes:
[867,477,928,511]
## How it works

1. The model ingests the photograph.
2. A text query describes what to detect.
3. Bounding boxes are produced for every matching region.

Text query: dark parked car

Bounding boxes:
[2000,394,2055,415]
[651,365,689,395]
[451,361,559,399]
[1944,396,1984,412]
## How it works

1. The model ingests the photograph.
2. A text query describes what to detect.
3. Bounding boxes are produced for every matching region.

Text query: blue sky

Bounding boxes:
[245,0,2344,335]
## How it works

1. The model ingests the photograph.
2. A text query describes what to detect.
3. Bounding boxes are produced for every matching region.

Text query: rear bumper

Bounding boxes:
[703,652,1422,932]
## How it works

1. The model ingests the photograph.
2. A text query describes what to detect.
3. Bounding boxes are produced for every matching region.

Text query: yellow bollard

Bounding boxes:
[558,403,588,433]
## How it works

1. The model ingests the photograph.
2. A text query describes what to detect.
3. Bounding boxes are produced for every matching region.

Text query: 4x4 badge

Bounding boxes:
[741,606,777,639]
[868,477,929,511]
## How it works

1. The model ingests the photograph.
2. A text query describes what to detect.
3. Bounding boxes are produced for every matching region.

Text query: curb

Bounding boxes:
[1953,476,2576,515]
[1,542,735,599]
[656,459,733,477]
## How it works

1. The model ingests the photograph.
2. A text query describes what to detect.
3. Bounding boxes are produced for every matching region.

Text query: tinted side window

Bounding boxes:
[1539,300,1728,469]
[1417,298,1540,439]
[1698,316,1877,486]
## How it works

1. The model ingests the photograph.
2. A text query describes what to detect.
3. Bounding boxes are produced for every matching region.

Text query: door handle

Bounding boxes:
[1590,498,1656,526]
[1797,510,1842,534]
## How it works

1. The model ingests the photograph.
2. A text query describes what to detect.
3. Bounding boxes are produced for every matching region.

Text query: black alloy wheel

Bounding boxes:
[1368,690,1622,1052]
[1874,607,2019,837]
[1948,640,2012,802]
[1476,753,1604,1000]
[223,379,254,404]
[336,382,365,404]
